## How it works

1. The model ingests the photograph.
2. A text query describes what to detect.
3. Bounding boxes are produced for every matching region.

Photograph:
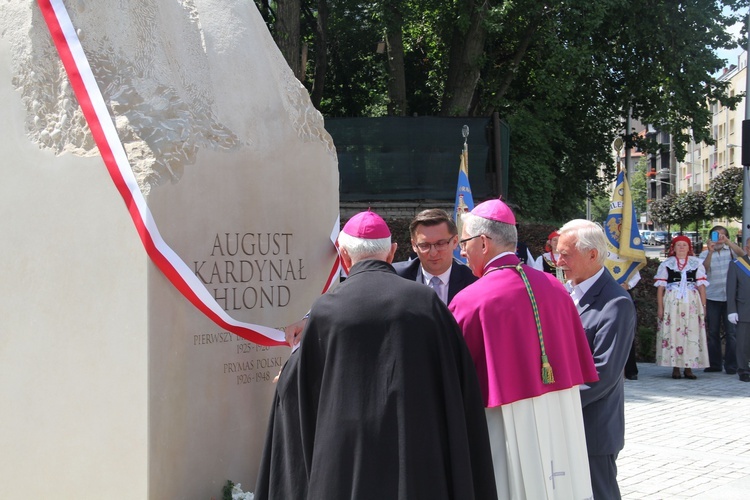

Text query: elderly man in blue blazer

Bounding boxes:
[727,237,750,382]
[557,219,636,500]
[392,208,477,304]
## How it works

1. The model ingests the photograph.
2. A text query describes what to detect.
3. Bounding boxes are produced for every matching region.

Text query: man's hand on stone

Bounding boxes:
[285,318,308,347]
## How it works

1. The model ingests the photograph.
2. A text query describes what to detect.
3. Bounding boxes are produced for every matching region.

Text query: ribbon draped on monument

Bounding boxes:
[453,127,474,263]
[37,0,339,346]
[604,169,646,284]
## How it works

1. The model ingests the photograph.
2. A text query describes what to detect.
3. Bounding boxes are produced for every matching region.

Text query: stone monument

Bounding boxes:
[0,1,338,498]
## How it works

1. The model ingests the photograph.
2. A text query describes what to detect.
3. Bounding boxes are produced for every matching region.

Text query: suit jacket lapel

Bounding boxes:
[403,259,420,282]
[447,265,465,303]
[576,269,609,314]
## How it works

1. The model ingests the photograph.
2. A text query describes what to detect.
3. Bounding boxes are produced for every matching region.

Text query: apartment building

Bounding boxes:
[678,51,747,194]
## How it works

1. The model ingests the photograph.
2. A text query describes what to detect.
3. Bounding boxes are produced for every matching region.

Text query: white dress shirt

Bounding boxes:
[422,267,452,304]
[567,267,605,306]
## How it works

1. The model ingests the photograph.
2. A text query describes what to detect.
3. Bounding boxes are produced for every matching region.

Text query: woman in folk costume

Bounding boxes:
[534,231,564,281]
[654,235,710,379]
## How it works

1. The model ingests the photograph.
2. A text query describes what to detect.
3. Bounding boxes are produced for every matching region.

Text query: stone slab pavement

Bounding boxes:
[619,363,750,499]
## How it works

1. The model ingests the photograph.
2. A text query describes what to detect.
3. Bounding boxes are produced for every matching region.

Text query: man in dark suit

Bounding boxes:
[284,209,476,347]
[557,219,636,500]
[727,237,750,382]
[392,208,477,304]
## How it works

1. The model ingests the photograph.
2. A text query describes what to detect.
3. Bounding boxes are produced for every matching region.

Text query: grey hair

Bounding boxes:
[337,231,392,261]
[461,213,517,248]
[558,219,607,265]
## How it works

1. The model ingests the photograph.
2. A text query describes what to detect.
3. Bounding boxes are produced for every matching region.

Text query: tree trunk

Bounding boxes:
[384,0,407,116]
[255,0,270,22]
[274,0,302,79]
[310,0,328,109]
[494,19,541,103]
[440,1,488,116]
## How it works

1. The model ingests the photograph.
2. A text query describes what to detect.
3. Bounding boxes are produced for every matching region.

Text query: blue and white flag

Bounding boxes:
[453,149,474,263]
[604,170,647,284]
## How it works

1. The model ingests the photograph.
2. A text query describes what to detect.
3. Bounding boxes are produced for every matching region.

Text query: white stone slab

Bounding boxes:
[0,2,338,498]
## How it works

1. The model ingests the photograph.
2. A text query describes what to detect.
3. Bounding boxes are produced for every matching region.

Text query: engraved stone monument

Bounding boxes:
[0,1,338,498]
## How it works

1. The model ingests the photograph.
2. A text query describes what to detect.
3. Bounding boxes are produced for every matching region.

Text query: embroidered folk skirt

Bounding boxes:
[656,288,709,368]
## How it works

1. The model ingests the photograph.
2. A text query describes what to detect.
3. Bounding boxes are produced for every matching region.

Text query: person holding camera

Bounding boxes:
[699,226,747,374]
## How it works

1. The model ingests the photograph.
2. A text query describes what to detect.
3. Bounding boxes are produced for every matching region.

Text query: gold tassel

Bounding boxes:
[541,355,555,384]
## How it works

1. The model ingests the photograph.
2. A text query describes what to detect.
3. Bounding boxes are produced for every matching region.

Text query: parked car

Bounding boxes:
[650,231,669,245]
[641,230,652,245]
[671,231,699,241]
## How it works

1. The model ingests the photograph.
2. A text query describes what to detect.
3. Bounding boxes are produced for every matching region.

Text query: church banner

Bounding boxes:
[453,146,474,263]
[605,170,646,284]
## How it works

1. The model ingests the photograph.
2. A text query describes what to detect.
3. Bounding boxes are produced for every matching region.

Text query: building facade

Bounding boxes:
[679,51,747,195]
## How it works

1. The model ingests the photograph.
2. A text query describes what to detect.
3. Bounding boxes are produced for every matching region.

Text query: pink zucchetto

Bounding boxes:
[342,210,391,239]
[471,198,516,226]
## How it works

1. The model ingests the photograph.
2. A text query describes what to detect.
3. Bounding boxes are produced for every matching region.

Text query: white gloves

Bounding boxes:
[728,313,739,325]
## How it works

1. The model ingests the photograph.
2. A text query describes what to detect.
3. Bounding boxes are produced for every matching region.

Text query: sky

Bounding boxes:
[714,9,747,72]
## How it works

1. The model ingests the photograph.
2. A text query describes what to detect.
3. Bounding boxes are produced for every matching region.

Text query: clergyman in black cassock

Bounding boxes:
[255,210,497,500]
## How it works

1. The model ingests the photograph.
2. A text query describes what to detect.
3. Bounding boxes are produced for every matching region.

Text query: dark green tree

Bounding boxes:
[590,190,612,225]
[672,191,708,230]
[255,0,748,220]
[707,166,744,220]
[649,194,677,228]
[630,157,648,220]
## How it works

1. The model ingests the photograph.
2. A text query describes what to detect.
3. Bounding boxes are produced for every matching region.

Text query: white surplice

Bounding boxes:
[485,386,593,500]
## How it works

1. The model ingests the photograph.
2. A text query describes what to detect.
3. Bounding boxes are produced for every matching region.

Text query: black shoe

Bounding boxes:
[726,369,737,375]
[625,374,638,380]
[740,374,750,382]
[704,367,722,372]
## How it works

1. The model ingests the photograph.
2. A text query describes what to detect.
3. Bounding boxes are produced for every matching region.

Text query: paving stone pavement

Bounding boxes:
[619,363,750,499]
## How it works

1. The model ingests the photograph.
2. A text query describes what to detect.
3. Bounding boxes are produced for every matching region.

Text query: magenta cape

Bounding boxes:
[449,254,598,407]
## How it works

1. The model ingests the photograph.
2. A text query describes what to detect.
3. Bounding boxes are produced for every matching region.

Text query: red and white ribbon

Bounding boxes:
[37,0,339,346]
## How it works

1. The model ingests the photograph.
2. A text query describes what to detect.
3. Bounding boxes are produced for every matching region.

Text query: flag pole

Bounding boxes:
[454,125,474,263]
[462,124,469,174]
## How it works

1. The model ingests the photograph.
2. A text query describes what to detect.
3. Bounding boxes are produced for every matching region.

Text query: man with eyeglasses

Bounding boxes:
[283,209,476,347]
[449,199,598,500]
[392,208,477,304]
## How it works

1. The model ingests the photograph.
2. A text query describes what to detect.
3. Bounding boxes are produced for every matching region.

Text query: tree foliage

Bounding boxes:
[707,166,744,220]
[630,157,648,219]
[672,191,707,228]
[256,0,749,220]
[649,193,677,227]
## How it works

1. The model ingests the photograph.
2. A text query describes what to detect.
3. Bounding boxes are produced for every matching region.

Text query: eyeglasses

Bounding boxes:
[459,234,490,250]
[415,238,454,253]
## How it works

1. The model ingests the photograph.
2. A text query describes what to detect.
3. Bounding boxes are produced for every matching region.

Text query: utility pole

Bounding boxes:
[743,13,750,246]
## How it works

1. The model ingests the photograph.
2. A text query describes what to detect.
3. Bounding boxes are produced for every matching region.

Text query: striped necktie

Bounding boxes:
[429,276,446,304]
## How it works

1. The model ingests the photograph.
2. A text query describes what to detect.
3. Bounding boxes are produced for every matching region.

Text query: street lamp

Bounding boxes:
[650,177,674,202]
[727,144,742,169]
